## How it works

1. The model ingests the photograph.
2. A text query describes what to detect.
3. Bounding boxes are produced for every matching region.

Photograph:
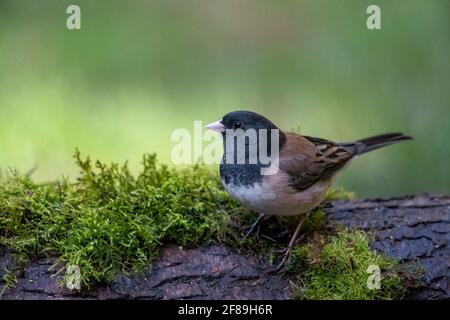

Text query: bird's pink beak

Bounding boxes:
[205,119,225,132]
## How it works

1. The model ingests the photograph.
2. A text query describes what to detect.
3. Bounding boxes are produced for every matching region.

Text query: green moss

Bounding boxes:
[302,209,326,234]
[289,229,405,300]
[0,268,18,298]
[0,151,237,287]
[326,187,356,201]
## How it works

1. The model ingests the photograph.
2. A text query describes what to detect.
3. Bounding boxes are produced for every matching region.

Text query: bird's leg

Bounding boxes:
[267,215,307,273]
[242,213,266,240]
[274,233,306,253]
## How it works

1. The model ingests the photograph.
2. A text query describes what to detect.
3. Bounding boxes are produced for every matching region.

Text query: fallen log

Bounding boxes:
[1,195,448,300]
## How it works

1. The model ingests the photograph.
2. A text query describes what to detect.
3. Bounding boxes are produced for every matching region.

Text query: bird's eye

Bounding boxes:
[233,121,242,129]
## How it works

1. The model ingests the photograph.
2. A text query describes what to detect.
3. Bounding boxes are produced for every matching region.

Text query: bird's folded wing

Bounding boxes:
[279,133,354,191]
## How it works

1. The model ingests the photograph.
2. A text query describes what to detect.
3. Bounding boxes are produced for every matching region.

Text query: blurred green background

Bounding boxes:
[0,0,449,197]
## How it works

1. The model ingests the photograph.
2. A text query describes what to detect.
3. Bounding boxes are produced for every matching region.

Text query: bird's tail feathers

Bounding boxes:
[348,133,413,155]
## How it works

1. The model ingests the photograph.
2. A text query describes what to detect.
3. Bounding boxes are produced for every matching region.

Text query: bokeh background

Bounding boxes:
[0,0,449,197]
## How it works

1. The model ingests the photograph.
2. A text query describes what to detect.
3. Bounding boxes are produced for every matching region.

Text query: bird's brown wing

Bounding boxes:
[279,133,354,191]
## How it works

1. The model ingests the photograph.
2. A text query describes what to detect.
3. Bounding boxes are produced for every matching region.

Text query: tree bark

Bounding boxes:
[1,195,449,300]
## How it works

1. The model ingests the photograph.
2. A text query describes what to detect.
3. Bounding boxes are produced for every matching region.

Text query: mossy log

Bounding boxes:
[1,195,448,300]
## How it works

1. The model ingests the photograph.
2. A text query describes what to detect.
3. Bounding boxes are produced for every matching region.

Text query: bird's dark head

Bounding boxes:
[207,110,285,183]
[206,110,287,161]
[206,110,281,134]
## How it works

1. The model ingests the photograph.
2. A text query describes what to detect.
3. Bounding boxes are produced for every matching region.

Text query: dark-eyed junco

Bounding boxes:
[206,110,412,271]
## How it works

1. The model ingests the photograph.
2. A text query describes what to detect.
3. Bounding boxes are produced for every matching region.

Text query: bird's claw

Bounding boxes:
[266,250,292,274]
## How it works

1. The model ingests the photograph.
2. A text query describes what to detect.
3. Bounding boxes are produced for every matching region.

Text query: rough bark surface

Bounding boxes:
[1,195,449,300]
[324,195,449,300]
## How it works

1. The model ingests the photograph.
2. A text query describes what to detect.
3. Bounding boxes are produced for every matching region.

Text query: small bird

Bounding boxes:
[206,110,412,271]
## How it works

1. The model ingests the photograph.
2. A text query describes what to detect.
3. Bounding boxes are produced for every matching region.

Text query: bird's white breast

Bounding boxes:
[222,172,331,216]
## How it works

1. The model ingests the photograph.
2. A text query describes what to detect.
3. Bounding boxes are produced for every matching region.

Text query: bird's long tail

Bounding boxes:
[345,133,413,156]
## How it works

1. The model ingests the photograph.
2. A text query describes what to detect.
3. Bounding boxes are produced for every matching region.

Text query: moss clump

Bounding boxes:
[302,209,326,234]
[326,187,356,201]
[0,151,237,287]
[0,268,17,298]
[289,229,405,300]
